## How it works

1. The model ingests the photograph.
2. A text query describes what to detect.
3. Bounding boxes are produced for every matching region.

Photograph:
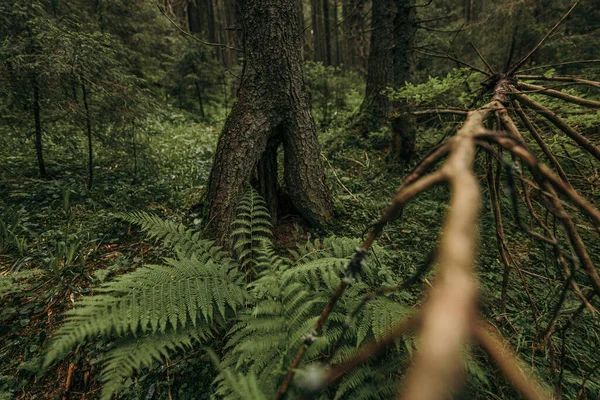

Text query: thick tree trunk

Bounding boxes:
[390,0,417,161]
[353,0,395,136]
[32,71,47,179]
[205,0,334,245]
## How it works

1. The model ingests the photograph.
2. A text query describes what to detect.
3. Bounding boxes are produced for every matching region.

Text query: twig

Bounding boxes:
[62,362,76,400]
[518,59,600,73]
[507,0,582,75]
[517,82,600,108]
[470,42,495,74]
[516,74,600,89]
[157,5,243,53]
[513,91,600,161]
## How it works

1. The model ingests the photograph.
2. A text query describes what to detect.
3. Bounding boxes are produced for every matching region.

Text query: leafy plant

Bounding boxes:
[43,189,495,399]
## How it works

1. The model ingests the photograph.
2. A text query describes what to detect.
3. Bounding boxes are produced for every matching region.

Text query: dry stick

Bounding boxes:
[511,100,572,188]
[319,315,422,388]
[274,171,447,400]
[323,251,436,365]
[575,361,600,400]
[413,108,469,116]
[520,183,597,316]
[518,59,600,73]
[470,42,495,74]
[157,6,243,52]
[559,144,597,189]
[414,49,490,76]
[507,0,582,75]
[486,155,511,314]
[513,92,600,161]
[516,74,600,89]
[400,143,451,188]
[62,362,76,400]
[474,323,553,400]
[488,137,600,298]
[398,94,506,400]
[517,82,600,109]
[537,274,574,348]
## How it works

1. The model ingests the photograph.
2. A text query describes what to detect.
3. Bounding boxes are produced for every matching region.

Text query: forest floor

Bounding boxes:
[0,114,449,398]
[1,110,599,399]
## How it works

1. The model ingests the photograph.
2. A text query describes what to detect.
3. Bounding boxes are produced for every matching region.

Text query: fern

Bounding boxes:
[46,189,423,400]
[230,188,272,273]
[100,326,207,398]
[118,211,232,263]
[44,217,247,399]
[215,235,412,399]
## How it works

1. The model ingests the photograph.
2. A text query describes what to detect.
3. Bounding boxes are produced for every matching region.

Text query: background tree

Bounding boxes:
[352,0,396,136]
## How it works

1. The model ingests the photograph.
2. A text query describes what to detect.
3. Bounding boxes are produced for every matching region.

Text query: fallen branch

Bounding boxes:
[517,82,600,108]
[512,92,600,161]
[473,323,553,400]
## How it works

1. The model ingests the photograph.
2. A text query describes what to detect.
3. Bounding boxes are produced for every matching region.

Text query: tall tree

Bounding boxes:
[205,0,334,244]
[352,0,395,135]
[187,0,217,45]
[390,0,417,161]
[341,0,368,71]
[322,0,333,66]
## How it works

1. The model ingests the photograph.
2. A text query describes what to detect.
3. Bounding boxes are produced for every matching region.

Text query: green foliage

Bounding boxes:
[386,68,475,108]
[230,188,272,272]
[44,248,245,398]
[42,189,448,400]
[304,62,364,128]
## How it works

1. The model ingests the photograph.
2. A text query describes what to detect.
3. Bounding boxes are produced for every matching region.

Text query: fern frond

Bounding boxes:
[44,257,246,367]
[99,326,207,400]
[230,188,273,273]
[117,211,233,263]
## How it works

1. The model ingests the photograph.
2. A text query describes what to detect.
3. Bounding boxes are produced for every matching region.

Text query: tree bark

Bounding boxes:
[310,0,325,63]
[187,0,217,43]
[205,0,334,245]
[342,0,367,71]
[353,0,395,136]
[390,0,417,162]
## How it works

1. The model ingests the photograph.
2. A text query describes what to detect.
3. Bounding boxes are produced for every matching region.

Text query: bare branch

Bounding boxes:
[513,92,600,161]
[157,5,243,53]
[516,74,600,89]
[474,323,553,400]
[517,82,600,108]
[507,0,582,75]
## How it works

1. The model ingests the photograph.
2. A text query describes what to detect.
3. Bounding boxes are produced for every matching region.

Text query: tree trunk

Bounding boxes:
[310,0,324,62]
[188,0,217,44]
[32,70,47,179]
[322,0,333,66]
[191,64,206,118]
[353,0,395,135]
[205,0,334,245]
[333,0,340,66]
[342,0,367,71]
[81,82,94,188]
[390,0,417,162]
